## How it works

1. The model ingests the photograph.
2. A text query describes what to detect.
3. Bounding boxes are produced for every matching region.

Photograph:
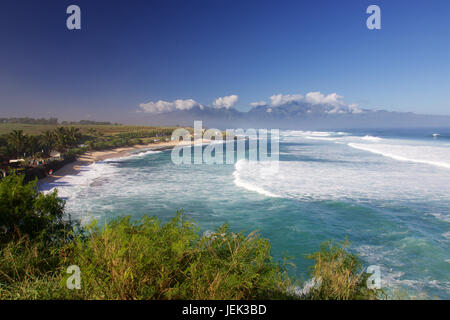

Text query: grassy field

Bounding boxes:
[0,123,182,137]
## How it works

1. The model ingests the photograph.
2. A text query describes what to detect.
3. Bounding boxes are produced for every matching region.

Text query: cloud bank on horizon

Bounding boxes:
[135,90,450,130]
[139,94,239,113]
[258,92,363,114]
[213,95,239,109]
[139,91,363,114]
[139,99,204,113]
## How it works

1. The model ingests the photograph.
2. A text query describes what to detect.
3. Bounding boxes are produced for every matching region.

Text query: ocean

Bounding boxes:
[39,129,450,299]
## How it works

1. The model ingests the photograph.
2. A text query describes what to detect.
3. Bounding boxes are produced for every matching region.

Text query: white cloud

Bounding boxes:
[174,99,202,111]
[269,94,303,107]
[267,92,346,108]
[348,103,363,114]
[139,99,203,113]
[305,92,345,107]
[213,95,239,109]
[250,91,364,114]
[139,91,364,115]
[326,103,363,114]
[250,101,268,107]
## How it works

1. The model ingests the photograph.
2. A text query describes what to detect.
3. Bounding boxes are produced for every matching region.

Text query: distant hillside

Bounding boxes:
[131,104,450,130]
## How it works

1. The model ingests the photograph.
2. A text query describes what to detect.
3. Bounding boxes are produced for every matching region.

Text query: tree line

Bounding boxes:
[0,127,82,160]
[0,117,117,126]
[0,126,176,164]
[0,117,58,125]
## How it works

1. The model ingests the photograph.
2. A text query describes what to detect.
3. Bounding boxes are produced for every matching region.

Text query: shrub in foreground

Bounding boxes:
[0,215,381,300]
[304,240,379,300]
[61,213,294,300]
[0,238,68,299]
[0,173,70,244]
[0,173,381,300]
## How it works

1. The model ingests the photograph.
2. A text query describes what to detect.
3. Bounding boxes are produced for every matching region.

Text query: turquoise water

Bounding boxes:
[41,129,450,298]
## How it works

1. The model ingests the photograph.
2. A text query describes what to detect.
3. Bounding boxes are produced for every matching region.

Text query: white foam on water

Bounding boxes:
[109,149,162,161]
[275,132,450,201]
[282,131,387,144]
[348,143,450,169]
[426,213,450,223]
[304,136,339,141]
[355,244,450,296]
[40,150,162,196]
[361,135,383,142]
[39,150,163,212]
[232,145,450,201]
[280,130,347,139]
[39,161,120,223]
[386,276,450,297]
[40,162,118,195]
[281,130,330,137]
[233,160,280,198]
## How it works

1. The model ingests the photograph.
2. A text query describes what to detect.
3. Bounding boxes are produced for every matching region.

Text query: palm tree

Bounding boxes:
[67,127,81,147]
[54,127,69,153]
[27,135,41,156]
[53,126,82,153]
[7,130,27,158]
[40,130,55,156]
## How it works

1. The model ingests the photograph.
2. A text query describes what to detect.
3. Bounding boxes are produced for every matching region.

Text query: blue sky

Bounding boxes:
[0,0,449,121]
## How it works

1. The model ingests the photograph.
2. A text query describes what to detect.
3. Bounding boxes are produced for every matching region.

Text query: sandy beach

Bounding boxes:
[38,140,200,186]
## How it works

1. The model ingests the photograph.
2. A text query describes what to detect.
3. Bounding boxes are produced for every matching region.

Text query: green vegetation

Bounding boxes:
[0,117,58,125]
[0,122,178,136]
[304,240,380,300]
[0,173,381,300]
[59,215,295,300]
[0,117,113,127]
[0,174,69,244]
[0,119,182,181]
[0,124,178,159]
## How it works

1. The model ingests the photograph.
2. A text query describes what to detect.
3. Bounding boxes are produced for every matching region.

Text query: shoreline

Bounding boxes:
[37,140,196,187]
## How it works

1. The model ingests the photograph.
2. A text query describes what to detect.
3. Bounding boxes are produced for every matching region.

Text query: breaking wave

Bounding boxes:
[348,143,450,169]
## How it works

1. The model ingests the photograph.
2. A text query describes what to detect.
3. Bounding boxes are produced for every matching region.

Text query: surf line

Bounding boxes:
[170,120,280,166]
